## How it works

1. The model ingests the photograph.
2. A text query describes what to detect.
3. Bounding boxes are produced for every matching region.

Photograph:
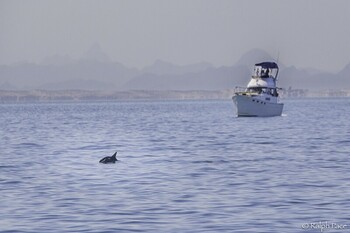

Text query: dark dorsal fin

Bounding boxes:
[111,152,118,160]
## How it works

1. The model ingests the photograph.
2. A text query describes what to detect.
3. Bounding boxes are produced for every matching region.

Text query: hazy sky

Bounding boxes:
[1,0,349,72]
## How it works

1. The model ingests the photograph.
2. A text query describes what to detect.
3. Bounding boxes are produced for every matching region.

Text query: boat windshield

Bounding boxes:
[246,87,263,93]
[246,87,279,96]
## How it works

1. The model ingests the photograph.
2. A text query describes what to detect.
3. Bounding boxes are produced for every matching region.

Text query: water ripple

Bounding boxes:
[1,99,350,232]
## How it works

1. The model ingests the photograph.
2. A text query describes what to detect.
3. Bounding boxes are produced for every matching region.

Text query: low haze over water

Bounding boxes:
[1,98,350,232]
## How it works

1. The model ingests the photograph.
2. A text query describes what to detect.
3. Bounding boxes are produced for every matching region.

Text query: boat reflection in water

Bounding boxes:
[232,62,284,117]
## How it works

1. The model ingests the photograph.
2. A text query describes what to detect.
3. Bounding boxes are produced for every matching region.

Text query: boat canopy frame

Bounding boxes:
[255,62,279,69]
[253,62,279,79]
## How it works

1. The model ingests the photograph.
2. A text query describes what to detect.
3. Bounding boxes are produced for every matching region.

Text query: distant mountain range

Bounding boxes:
[1,47,349,91]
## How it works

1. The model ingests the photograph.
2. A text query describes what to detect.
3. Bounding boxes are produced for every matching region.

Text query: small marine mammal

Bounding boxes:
[99,152,118,164]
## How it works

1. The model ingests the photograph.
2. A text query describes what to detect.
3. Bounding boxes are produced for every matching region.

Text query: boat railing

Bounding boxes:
[234,86,262,96]
[234,86,247,94]
[234,86,259,96]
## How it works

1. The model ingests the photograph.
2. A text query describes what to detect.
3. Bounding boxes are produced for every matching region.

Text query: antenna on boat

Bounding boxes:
[275,50,280,81]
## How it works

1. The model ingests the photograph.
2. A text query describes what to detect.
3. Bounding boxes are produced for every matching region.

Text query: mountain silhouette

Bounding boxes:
[1,48,349,91]
[124,65,249,90]
[83,43,111,63]
[143,60,213,76]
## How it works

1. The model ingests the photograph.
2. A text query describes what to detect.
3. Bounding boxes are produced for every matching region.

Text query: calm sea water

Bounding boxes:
[1,98,350,233]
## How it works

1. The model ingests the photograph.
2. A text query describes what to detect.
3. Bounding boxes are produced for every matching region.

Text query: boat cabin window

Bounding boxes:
[271,88,279,97]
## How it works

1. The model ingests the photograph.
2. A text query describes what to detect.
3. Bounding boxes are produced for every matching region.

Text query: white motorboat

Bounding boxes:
[232,62,283,117]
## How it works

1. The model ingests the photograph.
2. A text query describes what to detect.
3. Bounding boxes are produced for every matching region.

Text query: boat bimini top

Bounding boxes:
[253,62,279,80]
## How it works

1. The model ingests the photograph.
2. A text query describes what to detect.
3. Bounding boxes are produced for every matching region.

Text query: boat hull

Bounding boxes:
[232,95,283,117]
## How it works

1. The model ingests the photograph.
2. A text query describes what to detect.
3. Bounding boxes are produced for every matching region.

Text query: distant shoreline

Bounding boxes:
[0,89,349,103]
[0,89,233,103]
